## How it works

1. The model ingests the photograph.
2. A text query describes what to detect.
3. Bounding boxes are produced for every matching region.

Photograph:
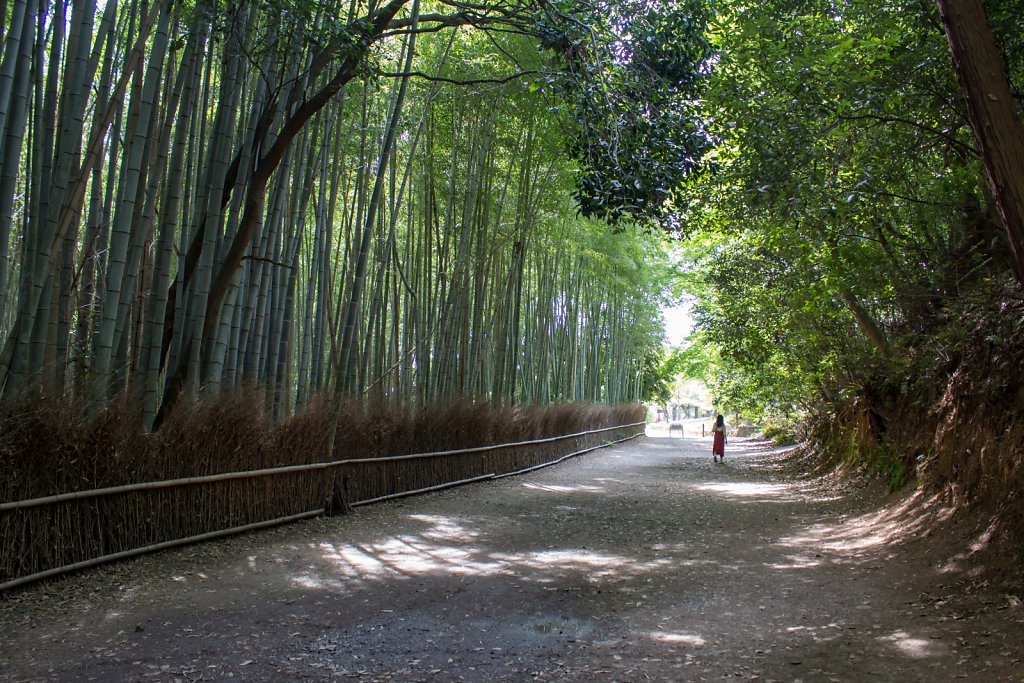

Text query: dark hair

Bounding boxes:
[715,414,725,429]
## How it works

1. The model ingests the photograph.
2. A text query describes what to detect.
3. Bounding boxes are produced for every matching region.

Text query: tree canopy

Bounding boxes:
[673,0,1024,424]
[3,0,1022,440]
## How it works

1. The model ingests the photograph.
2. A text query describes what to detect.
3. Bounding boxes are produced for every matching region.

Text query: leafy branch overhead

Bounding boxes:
[675,0,1024,424]
[379,0,717,225]
[553,0,716,225]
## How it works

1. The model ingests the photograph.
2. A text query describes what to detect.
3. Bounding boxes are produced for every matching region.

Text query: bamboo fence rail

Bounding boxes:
[0,509,325,593]
[1,422,644,591]
[1,423,642,512]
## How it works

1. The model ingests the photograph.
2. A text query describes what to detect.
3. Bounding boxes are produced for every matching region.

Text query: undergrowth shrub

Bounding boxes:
[760,424,796,444]
[0,393,643,586]
[803,287,1024,503]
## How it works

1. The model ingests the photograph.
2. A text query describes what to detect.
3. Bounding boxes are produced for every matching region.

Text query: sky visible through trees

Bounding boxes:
[668,0,1024,427]
[0,0,1021,431]
[0,0,712,425]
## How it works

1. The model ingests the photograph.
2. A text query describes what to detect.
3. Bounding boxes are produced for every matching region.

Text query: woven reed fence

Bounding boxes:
[0,420,644,591]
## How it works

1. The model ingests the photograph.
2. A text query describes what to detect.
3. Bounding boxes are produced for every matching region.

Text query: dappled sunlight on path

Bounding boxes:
[2,434,1022,682]
[247,434,1016,680]
[780,490,957,557]
[691,480,799,498]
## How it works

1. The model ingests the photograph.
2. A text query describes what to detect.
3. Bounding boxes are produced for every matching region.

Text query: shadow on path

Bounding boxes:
[2,434,1022,681]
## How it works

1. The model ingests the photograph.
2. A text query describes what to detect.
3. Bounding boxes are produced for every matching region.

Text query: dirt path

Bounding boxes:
[3,434,1024,682]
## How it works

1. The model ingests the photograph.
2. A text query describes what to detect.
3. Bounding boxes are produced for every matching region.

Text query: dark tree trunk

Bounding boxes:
[936,0,1024,284]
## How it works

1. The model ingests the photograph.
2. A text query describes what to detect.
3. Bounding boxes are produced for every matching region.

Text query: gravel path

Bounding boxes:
[2,433,1024,681]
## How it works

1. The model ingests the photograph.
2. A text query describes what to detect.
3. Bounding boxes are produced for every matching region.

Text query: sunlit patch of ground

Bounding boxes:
[405,514,482,541]
[592,477,627,486]
[693,481,794,497]
[880,629,946,659]
[645,631,707,646]
[766,553,825,570]
[687,479,843,504]
[521,483,606,494]
[779,490,956,559]
[935,518,1001,576]
[290,515,682,592]
[312,530,506,582]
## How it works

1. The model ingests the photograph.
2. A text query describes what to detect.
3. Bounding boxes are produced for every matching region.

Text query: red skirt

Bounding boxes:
[712,430,725,456]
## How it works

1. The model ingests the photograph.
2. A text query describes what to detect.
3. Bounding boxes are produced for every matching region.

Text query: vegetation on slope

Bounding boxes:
[674,0,1024,550]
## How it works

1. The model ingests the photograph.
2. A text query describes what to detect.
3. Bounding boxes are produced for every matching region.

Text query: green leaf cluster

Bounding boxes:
[676,0,1021,422]
[551,0,716,224]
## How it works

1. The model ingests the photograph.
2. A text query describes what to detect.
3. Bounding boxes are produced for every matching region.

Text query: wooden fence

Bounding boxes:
[0,422,644,592]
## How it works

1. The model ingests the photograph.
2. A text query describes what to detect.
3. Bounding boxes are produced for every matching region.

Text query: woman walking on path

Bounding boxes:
[712,414,727,462]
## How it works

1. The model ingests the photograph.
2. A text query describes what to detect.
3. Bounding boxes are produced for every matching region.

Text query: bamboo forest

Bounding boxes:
[4,0,1021,452]
[0,0,702,426]
[0,0,701,592]
[5,0,1024,676]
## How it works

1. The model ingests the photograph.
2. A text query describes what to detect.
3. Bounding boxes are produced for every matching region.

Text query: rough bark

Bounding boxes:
[841,291,892,359]
[936,0,1024,284]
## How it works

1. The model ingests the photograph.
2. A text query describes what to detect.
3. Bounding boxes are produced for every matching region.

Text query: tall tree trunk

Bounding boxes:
[841,291,892,359]
[0,0,162,395]
[336,0,419,396]
[90,0,171,399]
[936,0,1024,284]
[0,0,35,322]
